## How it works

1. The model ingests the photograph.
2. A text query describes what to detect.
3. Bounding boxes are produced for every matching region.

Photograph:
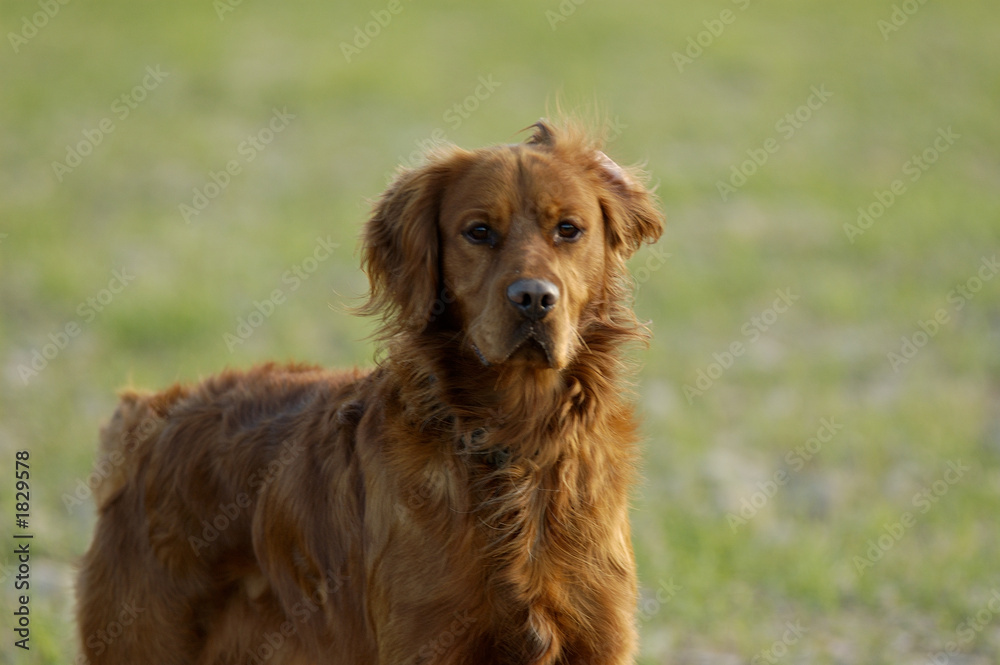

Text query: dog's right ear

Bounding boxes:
[360,150,467,333]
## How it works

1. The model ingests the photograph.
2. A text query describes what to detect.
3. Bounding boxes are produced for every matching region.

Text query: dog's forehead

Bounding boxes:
[442,145,596,220]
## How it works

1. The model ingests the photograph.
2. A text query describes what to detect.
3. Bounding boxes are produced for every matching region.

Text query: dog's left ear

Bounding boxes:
[594,151,664,258]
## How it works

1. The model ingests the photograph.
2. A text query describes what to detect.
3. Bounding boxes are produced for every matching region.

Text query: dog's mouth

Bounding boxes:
[472,323,557,368]
[509,335,551,365]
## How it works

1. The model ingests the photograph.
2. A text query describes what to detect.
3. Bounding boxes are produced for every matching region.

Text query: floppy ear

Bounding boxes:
[594,151,664,258]
[360,155,460,332]
[526,119,663,257]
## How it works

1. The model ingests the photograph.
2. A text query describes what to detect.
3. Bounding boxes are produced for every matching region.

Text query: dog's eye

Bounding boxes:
[556,220,582,242]
[464,224,493,245]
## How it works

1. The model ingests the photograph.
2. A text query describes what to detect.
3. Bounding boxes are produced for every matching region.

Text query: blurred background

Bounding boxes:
[2,0,999,662]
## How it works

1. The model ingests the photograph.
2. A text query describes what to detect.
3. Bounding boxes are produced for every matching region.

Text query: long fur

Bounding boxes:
[76,118,663,665]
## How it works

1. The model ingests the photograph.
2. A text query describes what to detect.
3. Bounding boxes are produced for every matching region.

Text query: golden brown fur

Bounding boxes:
[76,119,663,664]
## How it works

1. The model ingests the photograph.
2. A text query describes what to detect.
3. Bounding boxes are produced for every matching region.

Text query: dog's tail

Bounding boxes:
[94,387,180,510]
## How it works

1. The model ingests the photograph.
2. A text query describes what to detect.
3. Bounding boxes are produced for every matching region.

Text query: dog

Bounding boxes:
[76,119,664,664]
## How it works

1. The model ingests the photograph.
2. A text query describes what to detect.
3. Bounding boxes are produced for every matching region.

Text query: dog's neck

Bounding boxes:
[383,319,638,465]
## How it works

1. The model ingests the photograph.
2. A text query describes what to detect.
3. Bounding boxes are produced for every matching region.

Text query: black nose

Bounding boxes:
[506,279,560,321]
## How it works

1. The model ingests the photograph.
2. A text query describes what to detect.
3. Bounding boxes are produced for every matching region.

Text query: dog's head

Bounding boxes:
[362,120,663,371]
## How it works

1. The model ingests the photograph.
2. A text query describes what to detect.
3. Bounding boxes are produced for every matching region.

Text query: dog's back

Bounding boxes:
[78,363,372,664]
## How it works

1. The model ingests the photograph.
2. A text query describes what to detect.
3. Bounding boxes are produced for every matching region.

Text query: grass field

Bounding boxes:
[2,0,999,662]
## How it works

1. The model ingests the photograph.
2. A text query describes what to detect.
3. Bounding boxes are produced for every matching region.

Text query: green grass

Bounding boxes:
[2,0,999,662]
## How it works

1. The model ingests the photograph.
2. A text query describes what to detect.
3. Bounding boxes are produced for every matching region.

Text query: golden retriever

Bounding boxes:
[76,118,663,664]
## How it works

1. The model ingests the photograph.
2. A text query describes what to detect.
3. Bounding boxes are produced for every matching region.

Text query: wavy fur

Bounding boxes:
[76,118,663,664]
